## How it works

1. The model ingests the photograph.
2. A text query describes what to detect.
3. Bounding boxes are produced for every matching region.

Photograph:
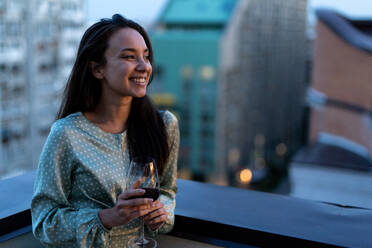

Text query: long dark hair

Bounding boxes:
[57,14,169,175]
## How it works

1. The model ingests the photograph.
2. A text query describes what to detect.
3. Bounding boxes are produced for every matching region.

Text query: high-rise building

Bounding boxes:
[0,0,85,178]
[216,0,308,188]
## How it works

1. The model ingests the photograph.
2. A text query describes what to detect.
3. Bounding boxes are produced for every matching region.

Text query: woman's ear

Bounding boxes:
[89,61,104,79]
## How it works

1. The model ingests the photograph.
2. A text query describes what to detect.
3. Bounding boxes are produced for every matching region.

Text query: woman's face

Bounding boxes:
[94,27,152,100]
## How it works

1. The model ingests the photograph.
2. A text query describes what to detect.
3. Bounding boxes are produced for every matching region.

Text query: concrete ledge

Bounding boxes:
[2,172,372,247]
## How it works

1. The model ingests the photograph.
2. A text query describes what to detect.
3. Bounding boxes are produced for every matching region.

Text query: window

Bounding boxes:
[0,21,5,36]
[12,64,21,74]
[0,0,6,12]
[0,63,6,73]
[7,21,21,36]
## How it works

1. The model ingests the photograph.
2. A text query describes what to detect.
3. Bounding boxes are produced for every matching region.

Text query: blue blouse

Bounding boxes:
[31,111,179,248]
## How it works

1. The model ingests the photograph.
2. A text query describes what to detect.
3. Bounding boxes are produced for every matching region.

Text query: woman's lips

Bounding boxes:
[130,77,147,86]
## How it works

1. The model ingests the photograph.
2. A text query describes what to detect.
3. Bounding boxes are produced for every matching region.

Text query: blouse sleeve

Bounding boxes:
[31,121,110,248]
[147,111,179,236]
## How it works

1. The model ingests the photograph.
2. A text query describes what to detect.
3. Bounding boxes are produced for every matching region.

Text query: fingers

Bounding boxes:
[144,201,167,229]
[145,210,167,230]
[120,188,145,200]
[147,222,164,231]
[119,203,151,214]
[145,201,165,216]
[150,214,167,225]
[128,208,154,219]
[119,198,153,209]
[144,208,167,222]
[108,189,159,227]
[117,203,154,220]
[116,189,154,216]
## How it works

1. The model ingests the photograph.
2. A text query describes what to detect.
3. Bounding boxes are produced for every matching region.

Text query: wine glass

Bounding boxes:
[126,156,160,248]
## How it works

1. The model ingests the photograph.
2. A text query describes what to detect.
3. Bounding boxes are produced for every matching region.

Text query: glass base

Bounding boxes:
[128,237,157,248]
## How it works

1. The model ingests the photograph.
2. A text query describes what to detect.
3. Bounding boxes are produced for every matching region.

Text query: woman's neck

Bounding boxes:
[84,96,132,134]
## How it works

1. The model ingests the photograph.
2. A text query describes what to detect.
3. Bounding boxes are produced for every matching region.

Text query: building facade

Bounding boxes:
[299,9,372,170]
[216,0,308,188]
[0,0,85,178]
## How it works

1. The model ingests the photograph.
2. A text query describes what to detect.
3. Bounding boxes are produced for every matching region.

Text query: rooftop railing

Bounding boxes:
[1,171,372,247]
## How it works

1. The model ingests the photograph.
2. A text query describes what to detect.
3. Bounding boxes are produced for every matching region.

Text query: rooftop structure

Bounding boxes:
[296,9,372,171]
[159,0,236,27]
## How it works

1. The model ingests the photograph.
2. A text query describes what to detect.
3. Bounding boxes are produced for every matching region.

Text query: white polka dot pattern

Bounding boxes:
[31,111,179,248]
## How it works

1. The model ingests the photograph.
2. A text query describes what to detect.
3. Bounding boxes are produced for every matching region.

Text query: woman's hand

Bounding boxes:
[98,183,154,229]
[143,200,168,231]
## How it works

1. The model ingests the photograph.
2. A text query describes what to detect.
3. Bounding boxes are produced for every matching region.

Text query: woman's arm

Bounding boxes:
[31,121,111,248]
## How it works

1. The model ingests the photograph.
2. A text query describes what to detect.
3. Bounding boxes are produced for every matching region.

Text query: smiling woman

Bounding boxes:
[30,14,179,248]
[89,28,152,101]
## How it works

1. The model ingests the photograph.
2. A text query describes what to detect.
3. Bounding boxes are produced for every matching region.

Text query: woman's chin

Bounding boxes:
[133,90,147,98]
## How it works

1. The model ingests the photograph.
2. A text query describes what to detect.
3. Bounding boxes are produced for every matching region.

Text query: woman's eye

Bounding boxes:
[122,55,135,59]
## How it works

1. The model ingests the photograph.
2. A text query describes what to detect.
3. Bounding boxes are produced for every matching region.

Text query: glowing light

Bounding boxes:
[239,169,252,184]
[178,168,192,180]
[199,66,215,81]
[276,143,287,156]
[152,93,175,106]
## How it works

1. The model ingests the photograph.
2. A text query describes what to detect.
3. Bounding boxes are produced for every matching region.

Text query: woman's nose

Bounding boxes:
[136,58,151,72]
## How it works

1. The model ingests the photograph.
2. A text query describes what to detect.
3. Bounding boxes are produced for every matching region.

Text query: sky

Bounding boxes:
[86,0,372,26]
[310,0,372,18]
[86,0,168,26]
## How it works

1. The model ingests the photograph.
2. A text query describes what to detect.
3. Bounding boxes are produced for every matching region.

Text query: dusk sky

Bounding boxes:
[86,0,168,25]
[86,0,372,25]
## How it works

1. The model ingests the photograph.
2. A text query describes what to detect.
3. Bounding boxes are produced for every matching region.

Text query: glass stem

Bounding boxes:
[139,216,145,243]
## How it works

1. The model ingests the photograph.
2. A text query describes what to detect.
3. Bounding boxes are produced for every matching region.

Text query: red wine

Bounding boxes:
[128,187,160,201]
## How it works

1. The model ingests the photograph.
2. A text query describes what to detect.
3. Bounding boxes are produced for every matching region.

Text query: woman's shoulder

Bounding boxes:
[50,112,83,136]
[160,110,178,128]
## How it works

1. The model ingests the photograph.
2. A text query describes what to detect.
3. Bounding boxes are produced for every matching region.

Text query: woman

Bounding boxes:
[31,14,179,248]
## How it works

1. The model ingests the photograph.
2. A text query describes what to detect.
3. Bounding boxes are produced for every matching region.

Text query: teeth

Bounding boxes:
[131,78,146,83]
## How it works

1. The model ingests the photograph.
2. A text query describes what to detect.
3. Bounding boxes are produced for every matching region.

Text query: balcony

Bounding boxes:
[1,171,372,247]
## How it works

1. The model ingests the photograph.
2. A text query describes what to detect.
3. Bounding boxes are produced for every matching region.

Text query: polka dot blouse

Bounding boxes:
[31,111,179,248]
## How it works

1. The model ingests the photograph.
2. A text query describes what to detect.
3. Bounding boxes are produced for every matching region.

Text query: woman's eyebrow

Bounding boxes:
[119,48,149,53]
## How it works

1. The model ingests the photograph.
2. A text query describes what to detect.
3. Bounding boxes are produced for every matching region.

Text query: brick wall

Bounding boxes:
[309,21,372,154]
